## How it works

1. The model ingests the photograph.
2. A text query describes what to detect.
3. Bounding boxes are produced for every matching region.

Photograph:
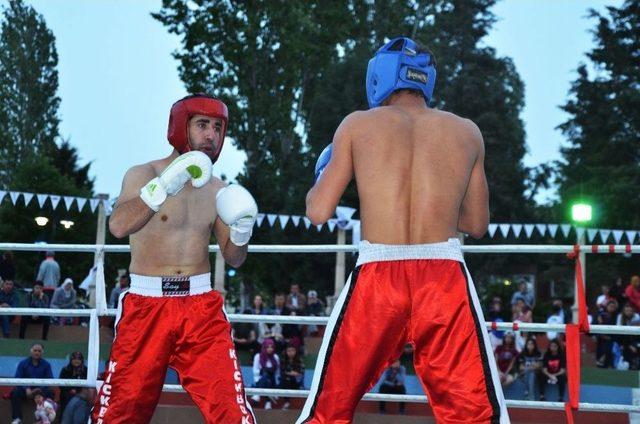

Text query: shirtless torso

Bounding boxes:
[306,92,489,242]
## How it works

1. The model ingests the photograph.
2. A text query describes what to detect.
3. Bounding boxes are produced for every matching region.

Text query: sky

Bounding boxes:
[6,0,623,202]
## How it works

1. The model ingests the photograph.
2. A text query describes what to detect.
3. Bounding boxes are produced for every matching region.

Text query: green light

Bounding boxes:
[571,203,592,223]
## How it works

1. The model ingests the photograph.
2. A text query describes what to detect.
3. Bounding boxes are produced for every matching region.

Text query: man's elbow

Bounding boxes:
[108,218,127,239]
[460,215,489,239]
[306,207,331,226]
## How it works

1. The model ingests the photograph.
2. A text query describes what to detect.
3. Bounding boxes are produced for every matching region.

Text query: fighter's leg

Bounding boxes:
[91,293,173,424]
[296,264,410,424]
[169,290,256,424]
[410,260,509,424]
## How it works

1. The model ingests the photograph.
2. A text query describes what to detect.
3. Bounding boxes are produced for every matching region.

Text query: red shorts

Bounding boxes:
[91,273,255,424]
[297,239,509,424]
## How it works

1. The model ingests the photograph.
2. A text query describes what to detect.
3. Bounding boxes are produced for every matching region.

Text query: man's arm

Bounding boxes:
[458,120,489,239]
[213,216,247,268]
[306,113,356,225]
[108,165,157,239]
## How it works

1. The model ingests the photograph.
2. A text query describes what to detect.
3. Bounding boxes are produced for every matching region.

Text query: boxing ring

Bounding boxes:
[1,242,640,420]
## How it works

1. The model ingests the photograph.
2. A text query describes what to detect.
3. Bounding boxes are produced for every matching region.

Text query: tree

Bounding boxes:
[0,0,60,186]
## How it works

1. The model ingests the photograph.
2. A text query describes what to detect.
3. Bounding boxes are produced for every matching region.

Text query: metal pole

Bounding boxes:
[334,228,346,299]
[572,229,586,323]
[89,194,109,307]
[214,251,226,296]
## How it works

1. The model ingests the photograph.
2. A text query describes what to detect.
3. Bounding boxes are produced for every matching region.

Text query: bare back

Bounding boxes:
[111,154,228,276]
[307,98,489,244]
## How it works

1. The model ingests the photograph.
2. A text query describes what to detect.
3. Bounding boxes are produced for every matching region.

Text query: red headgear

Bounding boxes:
[167,93,228,162]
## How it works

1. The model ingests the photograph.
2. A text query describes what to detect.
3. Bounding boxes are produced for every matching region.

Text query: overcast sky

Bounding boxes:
[7,0,622,202]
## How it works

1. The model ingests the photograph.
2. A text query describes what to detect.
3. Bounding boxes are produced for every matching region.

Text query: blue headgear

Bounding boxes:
[366,37,436,108]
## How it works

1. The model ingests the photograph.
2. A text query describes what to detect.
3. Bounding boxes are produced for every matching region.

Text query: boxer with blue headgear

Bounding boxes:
[300,36,507,424]
[366,36,437,108]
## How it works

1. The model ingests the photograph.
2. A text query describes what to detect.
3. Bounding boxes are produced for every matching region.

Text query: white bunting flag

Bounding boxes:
[21,192,33,206]
[548,224,559,238]
[37,194,48,208]
[291,215,301,227]
[76,197,87,211]
[524,224,535,238]
[511,224,523,238]
[0,190,6,203]
[535,224,547,237]
[267,214,277,227]
[303,217,312,229]
[9,192,21,205]
[600,230,611,243]
[560,224,572,238]
[63,196,75,211]
[587,229,600,243]
[625,231,637,244]
[102,199,113,216]
[488,224,498,238]
[316,223,323,232]
[612,230,624,244]
[499,224,511,238]
[327,219,337,232]
[278,215,290,230]
[50,195,61,210]
[89,198,101,212]
[575,227,586,241]
[255,213,265,227]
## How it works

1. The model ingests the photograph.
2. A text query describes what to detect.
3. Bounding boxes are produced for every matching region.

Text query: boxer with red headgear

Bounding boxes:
[93,93,257,423]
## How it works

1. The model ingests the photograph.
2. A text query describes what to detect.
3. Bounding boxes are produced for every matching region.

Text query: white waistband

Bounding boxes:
[129,273,212,297]
[356,238,464,266]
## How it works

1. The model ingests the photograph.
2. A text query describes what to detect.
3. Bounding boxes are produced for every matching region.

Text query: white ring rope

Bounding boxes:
[1,240,638,415]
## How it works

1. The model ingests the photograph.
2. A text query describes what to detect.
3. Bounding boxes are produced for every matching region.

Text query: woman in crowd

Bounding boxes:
[596,300,619,367]
[59,352,87,413]
[539,339,566,401]
[494,332,519,388]
[252,338,280,409]
[50,278,77,325]
[615,303,640,370]
[279,343,305,410]
[518,338,542,400]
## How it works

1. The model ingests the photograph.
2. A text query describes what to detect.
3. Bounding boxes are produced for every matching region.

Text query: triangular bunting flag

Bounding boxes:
[587,229,599,243]
[63,196,75,211]
[278,215,290,230]
[22,192,34,206]
[267,214,277,227]
[76,197,87,211]
[37,194,48,208]
[575,227,586,241]
[291,216,301,227]
[316,223,323,232]
[327,219,337,232]
[499,224,511,238]
[102,199,113,215]
[89,198,101,212]
[303,217,312,229]
[9,192,21,205]
[255,213,265,227]
[548,224,559,238]
[612,230,624,244]
[560,224,572,238]
[625,231,637,244]
[50,195,61,209]
[600,230,612,243]
[487,224,498,238]
[511,224,523,238]
[524,224,535,238]
[535,224,547,237]
[0,190,6,203]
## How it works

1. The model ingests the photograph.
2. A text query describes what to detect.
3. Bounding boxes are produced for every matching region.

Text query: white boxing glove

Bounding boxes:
[216,184,258,246]
[140,151,212,211]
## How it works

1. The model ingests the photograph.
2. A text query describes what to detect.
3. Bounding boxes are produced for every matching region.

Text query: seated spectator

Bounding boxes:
[486,298,505,349]
[286,283,306,313]
[19,281,50,340]
[512,298,532,351]
[624,276,640,313]
[108,274,130,308]
[250,294,267,315]
[233,309,261,358]
[546,299,565,341]
[271,292,291,316]
[615,303,640,370]
[610,276,626,306]
[252,339,280,409]
[518,338,542,400]
[596,284,614,311]
[59,352,88,413]
[279,343,304,410]
[258,320,284,349]
[0,250,16,281]
[0,279,18,338]
[378,359,407,414]
[511,281,534,309]
[539,339,566,401]
[596,300,619,367]
[495,332,518,388]
[61,387,95,424]
[282,310,303,351]
[32,388,57,424]
[10,343,54,424]
[304,290,325,336]
[50,278,77,325]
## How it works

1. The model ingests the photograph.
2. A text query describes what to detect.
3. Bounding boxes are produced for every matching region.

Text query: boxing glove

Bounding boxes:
[216,184,258,246]
[140,151,212,212]
[314,144,332,183]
